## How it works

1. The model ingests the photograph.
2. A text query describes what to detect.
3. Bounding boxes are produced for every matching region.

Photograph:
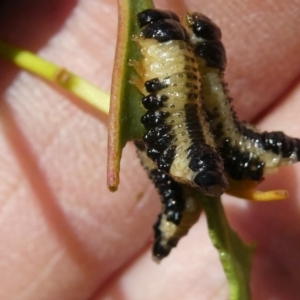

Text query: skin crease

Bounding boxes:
[0,0,299,299]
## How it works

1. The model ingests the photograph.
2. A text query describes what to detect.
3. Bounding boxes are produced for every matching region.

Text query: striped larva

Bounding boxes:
[185,12,300,183]
[133,9,228,196]
[132,9,227,260]
[135,141,202,261]
[131,8,300,259]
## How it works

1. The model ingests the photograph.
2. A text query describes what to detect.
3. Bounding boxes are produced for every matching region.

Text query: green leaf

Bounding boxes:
[200,195,254,300]
[107,0,154,190]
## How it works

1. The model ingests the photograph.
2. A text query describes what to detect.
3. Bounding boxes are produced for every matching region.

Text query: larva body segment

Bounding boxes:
[186,12,300,181]
[135,141,202,261]
[135,9,228,197]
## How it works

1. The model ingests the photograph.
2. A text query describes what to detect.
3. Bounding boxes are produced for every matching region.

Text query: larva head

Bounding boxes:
[186,12,222,41]
[189,149,228,197]
[193,171,228,197]
[186,12,227,69]
[137,9,180,28]
[140,19,190,43]
[194,40,227,70]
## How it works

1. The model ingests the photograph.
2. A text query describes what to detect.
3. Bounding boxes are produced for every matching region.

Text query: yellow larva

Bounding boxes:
[132,9,227,261]
[185,12,300,182]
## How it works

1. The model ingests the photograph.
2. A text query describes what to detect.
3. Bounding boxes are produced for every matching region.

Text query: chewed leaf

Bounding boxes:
[200,195,254,300]
[107,0,154,191]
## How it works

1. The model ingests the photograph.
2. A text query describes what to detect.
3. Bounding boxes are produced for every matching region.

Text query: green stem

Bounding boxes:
[200,195,254,300]
[0,41,109,114]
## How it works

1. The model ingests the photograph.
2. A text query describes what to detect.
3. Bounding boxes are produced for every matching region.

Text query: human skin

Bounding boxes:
[0,0,299,299]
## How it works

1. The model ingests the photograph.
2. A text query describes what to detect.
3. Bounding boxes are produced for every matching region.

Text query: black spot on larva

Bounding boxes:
[213,122,224,139]
[153,240,172,260]
[150,169,185,211]
[194,40,227,69]
[137,9,180,28]
[141,111,170,129]
[156,146,176,172]
[160,95,169,101]
[143,129,174,162]
[142,94,166,110]
[153,214,162,239]
[145,78,165,93]
[143,125,171,145]
[153,137,173,153]
[261,131,294,157]
[162,188,180,202]
[188,150,221,172]
[166,210,181,225]
[188,12,222,41]
[221,143,265,181]
[140,19,190,43]
[146,147,161,161]
[165,197,185,211]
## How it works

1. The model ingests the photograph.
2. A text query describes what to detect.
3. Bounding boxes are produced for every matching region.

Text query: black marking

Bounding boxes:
[146,147,161,161]
[145,78,165,93]
[142,94,167,110]
[187,12,222,40]
[221,143,265,181]
[141,111,170,129]
[261,131,299,158]
[186,12,226,69]
[140,19,190,42]
[156,146,176,172]
[143,125,173,147]
[184,104,228,196]
[194,41,227,70]
[137,8,180,28]
[152,236,177,261]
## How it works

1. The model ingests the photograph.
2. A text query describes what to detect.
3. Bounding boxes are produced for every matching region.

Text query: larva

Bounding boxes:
[135,141,202,261]
[132,9,228,260]
[134,9,228,196]
[185,12,300,182]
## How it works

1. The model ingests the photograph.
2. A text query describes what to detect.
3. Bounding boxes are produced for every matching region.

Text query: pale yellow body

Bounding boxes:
[133,36,216,189]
